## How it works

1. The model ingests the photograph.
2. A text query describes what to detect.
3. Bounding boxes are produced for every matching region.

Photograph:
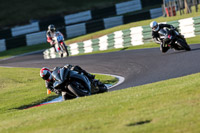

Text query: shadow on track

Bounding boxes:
[189,47,200,52]
[166,47,200,55]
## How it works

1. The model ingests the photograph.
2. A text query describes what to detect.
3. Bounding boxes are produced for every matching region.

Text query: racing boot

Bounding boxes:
[59,51,63,57]
[80,69,95,80]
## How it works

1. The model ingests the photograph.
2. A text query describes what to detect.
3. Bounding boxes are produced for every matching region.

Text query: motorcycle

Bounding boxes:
[52,32,69,57]
[51,67,108,100]
[158,28,191,51]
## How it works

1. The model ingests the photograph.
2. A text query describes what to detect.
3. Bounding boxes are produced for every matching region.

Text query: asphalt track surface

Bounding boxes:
[1,44,200,91]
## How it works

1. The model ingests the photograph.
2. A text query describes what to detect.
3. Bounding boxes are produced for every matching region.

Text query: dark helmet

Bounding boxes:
[40,67,52,81]
[48,24,56,32]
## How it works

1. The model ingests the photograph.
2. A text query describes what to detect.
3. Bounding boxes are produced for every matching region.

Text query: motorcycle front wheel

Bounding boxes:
[68,80,91,97]
[61,44,69,57]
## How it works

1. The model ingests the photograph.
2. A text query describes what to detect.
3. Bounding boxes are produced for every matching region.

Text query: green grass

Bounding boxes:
[0,43,49,59]
[0,0,128,27]
[0,67,200,133]
[95,74,118,85]
[1,4,200,133]
[0,67,117,112]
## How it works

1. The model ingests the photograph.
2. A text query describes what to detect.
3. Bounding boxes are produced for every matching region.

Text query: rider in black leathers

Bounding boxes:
[150,21,175,53]
[40,64,95,97]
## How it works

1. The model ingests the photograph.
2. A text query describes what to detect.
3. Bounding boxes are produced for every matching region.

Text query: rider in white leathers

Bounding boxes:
[46,24,65,53]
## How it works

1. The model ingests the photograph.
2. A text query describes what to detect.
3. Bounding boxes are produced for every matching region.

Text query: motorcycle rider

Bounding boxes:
[150,21,175,53]
[46,24,65,54]
[40,64,95,98]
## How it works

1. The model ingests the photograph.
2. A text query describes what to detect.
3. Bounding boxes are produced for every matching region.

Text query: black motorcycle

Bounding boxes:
[51,67,108,100]
[158,28,191,51]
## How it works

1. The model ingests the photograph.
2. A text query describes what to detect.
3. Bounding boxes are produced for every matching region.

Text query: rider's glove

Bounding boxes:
[53,89,61,94]
[170,26,175,30]
[50,40,55,46]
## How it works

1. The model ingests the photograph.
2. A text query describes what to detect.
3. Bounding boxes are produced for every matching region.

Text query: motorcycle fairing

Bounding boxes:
[69,71,91,93]
[52,67,69,89]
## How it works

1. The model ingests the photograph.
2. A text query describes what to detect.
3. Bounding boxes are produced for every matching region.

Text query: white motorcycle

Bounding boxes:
[52,32,69,57]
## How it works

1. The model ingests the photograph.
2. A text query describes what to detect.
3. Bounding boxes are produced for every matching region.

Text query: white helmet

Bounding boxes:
[48,24,56,33]
[150,21,159,32]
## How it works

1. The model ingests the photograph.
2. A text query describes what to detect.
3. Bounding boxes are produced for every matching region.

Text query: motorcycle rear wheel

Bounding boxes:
[176,39,191,51]
[96,81,108,93]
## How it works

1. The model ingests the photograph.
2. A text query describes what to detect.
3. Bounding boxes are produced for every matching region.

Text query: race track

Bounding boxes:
[1,44,200,91]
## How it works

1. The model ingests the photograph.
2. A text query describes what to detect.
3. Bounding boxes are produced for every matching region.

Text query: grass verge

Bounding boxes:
[0,43,49,59]
[0,68,200,133]
[0,67,117,111]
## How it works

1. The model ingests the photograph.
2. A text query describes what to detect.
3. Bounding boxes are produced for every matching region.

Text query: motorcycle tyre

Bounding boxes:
[61,44,69,57]
[68,82,90,97]
[97,82,108,93]
[176,39,191,51]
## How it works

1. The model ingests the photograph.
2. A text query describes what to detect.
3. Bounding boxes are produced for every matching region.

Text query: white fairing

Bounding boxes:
[52,32,64,43]
[52,32,65,53]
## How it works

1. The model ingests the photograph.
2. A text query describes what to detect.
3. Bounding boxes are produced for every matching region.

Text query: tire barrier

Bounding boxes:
[43,16,200,59]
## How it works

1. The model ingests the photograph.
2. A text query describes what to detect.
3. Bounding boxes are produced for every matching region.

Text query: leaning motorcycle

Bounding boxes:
[52,33,69,57]
[51,67,108,100]
[158,28,191,51]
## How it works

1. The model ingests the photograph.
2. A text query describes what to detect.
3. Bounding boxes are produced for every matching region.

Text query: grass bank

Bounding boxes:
[0,67,200,133]
[0,67,117,112]
[0,43,49,59]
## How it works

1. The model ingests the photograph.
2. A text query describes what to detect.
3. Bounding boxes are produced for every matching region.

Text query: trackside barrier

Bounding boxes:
[103,16,123,29]
[11,22,40,37]
[26,31,46,46]
[64,10,92,25]
[0,0,162,39]
[66,23,86,38]
[115,0,142,15]
[0,6,163,53]
[194,17,200,35]
[0,39,6,52]
[150,8,163,18]
[43,16,200,59]
[179,18,195,38]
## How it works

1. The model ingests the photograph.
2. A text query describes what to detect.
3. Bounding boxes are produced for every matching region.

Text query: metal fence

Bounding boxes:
[163,0,200,16]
